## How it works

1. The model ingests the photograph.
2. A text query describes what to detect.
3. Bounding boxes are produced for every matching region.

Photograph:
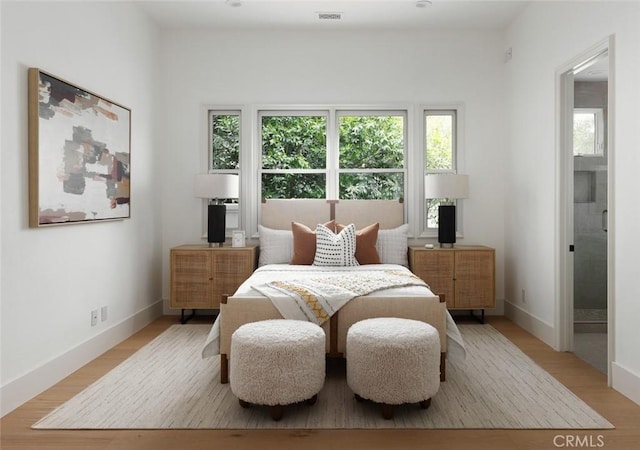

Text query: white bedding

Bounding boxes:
[238,264,431,297]
[201,264,465,360]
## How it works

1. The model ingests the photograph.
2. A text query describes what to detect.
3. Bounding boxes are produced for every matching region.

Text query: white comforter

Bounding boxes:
[201,264,465,360]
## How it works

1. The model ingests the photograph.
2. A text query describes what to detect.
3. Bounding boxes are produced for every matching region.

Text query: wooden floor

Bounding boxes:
[2,316,639,450]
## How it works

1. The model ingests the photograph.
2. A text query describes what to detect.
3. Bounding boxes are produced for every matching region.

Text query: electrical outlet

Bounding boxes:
[91,309,98,327]
[101,306,108,322]
[521,288,526,303]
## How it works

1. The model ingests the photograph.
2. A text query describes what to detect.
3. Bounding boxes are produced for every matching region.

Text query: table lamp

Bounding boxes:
[194,174,239,247]
[424,174,469,247]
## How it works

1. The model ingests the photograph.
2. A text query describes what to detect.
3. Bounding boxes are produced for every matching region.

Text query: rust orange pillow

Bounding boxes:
[291,220,336,265]
[336,222,381,265]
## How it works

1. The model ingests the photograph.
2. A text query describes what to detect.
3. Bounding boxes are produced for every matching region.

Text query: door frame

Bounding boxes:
[555,36,615,385]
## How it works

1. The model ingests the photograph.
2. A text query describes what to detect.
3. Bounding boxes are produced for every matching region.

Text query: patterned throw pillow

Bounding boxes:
[313,223,359,267]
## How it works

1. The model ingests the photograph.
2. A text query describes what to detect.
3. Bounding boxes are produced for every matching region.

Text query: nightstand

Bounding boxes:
[170,245,257,323]
[409,245,495,322]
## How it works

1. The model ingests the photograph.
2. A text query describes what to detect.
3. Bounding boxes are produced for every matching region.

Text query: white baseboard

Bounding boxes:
[0,300,163,417]
[612,362,640,406]
[504,299,557,349]
[504,301,640,406]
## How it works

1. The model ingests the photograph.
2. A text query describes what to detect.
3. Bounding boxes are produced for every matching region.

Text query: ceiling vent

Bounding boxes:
[318,12,342,20]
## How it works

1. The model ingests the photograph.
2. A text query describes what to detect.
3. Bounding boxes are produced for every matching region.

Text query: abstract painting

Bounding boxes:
[28,68,131,226]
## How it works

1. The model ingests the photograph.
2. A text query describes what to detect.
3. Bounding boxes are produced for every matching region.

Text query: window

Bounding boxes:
[573,108,604,157]
[259,109,406,201]
[210,111,240,170]
[260,111,327,199]
[424,110,458,230]
[208,110,241,229]
[338,111,406,200]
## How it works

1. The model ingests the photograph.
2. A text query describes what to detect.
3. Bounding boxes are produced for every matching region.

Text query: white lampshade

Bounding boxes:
[424,174,469,200]
[194,174,239,199]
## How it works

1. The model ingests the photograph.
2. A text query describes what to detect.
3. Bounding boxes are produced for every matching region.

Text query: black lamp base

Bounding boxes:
[208,203,226,247]
[438,204,456,247]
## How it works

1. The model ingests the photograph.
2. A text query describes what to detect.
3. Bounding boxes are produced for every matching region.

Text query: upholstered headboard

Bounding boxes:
[260,199,404,229]
[260,199,330,230]
[258,198,408,267]
[334,199,404,229]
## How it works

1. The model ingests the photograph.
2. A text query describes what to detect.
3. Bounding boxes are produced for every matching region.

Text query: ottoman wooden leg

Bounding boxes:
[306,394,318,405]
[221,354,229,384]
[420,398,432,409]
[238,399,250,408]
[354,393,365,402]
[270,405,284,421]
[381,404,394,420]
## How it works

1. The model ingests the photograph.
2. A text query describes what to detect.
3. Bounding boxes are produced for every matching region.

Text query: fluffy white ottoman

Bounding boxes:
[346,317,440,420]
[230,319,325,421]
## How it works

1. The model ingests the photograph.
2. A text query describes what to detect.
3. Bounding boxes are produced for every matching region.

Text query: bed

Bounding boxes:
[201,199,464,383]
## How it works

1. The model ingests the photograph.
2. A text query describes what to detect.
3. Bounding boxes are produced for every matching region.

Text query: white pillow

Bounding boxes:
[313,223,359,267]
[258,225,293,266]
[376,223,409,266]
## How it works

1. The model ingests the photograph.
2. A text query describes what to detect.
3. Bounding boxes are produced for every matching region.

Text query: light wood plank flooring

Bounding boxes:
[2,316,639,450]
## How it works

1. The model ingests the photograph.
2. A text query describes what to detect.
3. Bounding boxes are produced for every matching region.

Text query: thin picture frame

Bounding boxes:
[232,230,246,247]
[28,68,131,227]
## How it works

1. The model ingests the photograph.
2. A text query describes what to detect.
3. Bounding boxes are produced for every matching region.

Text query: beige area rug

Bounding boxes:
[33,324,613,430]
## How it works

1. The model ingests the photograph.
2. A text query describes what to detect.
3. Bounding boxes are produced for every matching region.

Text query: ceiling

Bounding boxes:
[136,0,530,31]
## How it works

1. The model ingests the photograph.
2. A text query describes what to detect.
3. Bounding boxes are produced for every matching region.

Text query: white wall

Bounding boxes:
[159,28,508,313]
[8,0,636,416]
[504,1,640,404]
[0,1,163,415]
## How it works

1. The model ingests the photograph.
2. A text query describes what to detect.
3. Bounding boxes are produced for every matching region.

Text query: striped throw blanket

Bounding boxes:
[252,270,428,325]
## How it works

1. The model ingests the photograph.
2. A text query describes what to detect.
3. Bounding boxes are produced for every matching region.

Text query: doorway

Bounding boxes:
[557,38,613,383]
[572,52,609,374]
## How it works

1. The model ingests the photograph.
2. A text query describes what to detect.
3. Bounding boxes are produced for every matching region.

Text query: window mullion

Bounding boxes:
[261,169,326,174]
[327,109,338,200]
[338,168,405,174]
